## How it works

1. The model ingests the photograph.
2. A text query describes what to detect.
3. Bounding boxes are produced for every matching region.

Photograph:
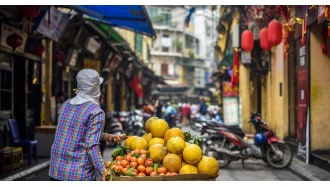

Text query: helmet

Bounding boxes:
[254,133,266,145]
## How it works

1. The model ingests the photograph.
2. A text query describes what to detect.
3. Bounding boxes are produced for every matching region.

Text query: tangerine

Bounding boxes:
[137,165,146,173]
[150,171,158,176]
[137,157,145,165]
[157,167,167,174]
[120,160,129,167]
[139,154,147,160]
[138,172,146,176]
[145,158,153,167]
[104,161,111,168]
[130,161,138,168]
[114,165,123,172]
[145,167,154,175]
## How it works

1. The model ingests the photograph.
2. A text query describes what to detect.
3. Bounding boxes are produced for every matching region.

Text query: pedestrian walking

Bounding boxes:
[199,98,208,116]
[49,69,125,181]
[181,103,191,126]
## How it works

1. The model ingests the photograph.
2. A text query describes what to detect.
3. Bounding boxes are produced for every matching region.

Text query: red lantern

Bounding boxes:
[30,44,45,56]
[54,50,65,61]
[260,28,272,51]
[19,6,40,19]
[268,20,282,46]
[6,33,23,50]
[241,30,254,51]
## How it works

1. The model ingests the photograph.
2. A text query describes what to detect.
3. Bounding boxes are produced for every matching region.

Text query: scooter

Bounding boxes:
[127,109,145,136]
[201,112,293,169]
[107,111,124,136]
[118,111,130,133]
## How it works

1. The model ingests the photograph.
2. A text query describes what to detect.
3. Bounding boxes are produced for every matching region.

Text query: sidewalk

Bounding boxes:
[288,155,330,181]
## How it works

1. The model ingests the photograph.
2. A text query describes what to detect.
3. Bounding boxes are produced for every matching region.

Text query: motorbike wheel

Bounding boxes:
[202,140,232,168]
[266,142,293,169]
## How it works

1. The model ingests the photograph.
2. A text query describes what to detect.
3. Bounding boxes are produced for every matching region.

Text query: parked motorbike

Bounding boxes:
[106,111,124,136]
[118,111,130,133]
[190,114,207,132]
[201,112,293,169]
[127,109,145,136]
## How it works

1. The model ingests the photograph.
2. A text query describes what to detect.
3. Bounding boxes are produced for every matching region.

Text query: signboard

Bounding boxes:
[241,51,251,64]
[85,37,101,54]
[223,81,239,97]
[318,5,327,24]
[1,23,28,52]
[296,31,310,162]
[83,58,101,75]
[109,55,122,71]
[223,97,239,125]
[35,6,69,42]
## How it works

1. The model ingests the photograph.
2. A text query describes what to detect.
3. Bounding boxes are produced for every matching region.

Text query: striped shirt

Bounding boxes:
[49,100,107,181]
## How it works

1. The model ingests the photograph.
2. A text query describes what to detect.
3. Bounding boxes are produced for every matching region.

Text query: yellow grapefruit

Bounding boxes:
[183,144,202,165]
[145,117,158,133]
[197,156,219,178]
[179,164,198,174]
[142,133,152,143]
[150,119,169,138]
[149,137,165,147]
[163,153,182,172]
[164,128,185,145]
[148,144,168,163]
[166,137,186,154]
[130,137,148,150]
[125,136,138,147]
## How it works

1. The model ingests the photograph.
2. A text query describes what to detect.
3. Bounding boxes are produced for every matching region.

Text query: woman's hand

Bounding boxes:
[103,133,126,144]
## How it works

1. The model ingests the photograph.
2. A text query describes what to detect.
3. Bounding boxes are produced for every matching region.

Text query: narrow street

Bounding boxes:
[21,125,303,181]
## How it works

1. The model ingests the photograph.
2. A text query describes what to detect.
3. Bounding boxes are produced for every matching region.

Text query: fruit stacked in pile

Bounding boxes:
[104,117,219,180]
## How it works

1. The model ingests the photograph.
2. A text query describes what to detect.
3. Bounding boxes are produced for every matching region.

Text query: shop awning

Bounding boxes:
[219,52,234,67]
[70,5,156,38]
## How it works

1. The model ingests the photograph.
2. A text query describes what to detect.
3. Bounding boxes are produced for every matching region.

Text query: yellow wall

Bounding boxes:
[240,63,251,133]
[310,23,330,150]
[267,43,289,139]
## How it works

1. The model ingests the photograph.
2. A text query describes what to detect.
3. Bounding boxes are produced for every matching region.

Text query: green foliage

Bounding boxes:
[184,131,204,145]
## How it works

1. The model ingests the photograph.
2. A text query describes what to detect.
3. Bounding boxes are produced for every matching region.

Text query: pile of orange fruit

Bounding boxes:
[104,117,219,180]
[104,149,178,179]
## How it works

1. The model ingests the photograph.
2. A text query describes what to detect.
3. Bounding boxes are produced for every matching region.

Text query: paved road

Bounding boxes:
[21,124,303,181]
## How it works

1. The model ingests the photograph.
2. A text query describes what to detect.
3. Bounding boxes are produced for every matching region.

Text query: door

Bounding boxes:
[296,31,310,162]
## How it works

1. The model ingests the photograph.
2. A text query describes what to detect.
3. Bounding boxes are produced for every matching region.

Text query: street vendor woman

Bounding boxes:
[49,69,125,181]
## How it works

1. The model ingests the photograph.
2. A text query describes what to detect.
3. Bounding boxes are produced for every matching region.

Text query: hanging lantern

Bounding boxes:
[54,50,65,61]
[6,33,23,50]
[30,44,45,56]
[241,30,254,51]
[260,28,272,51]
[19,6,40,19]
[268,20,283,46]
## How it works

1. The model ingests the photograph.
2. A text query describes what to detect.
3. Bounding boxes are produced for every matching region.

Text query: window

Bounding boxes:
[161,34,170,52]
[160,9,172,26]
[146,7,158,22]
[135,34,143,54]
[161,64,168,75]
